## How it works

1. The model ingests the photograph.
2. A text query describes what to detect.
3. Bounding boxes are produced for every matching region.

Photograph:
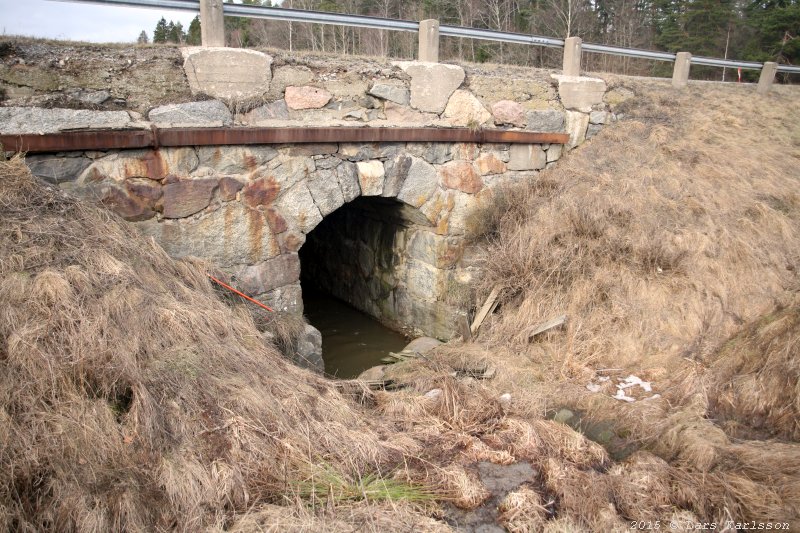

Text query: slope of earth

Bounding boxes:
[390,75,800,529]
[1,37,799,531]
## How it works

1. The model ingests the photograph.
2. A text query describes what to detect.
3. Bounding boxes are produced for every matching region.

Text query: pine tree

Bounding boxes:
[187,16,202,46]
[137,30,149,44]
[153,17,169,43]
[742,0,800,65]
[168,21,186,43]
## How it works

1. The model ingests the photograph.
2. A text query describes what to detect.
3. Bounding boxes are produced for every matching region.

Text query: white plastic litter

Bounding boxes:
[613,389,636,402]
[617,375,652,392]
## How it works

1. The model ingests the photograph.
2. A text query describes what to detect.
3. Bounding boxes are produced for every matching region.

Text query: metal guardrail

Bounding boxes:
[50,0,800,74]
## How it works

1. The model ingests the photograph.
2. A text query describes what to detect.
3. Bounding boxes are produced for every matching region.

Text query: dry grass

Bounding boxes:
[3,76,800,531]
[0,157,405,530]
[454,78,800,530]
[477,81,800,374]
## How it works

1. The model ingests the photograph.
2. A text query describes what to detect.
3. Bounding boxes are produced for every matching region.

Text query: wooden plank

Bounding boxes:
[470,286,502,335]
[459,314,473,342]
[526,314,567,341]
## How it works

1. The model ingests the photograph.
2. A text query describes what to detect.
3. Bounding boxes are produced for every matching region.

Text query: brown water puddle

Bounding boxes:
[550,407,640,460]
[303,289,410,379]
[444,461,538,532]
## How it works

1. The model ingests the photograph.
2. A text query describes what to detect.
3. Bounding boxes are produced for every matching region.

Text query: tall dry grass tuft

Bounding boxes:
[0,157,399,530]
[706,307,800,441]
[477,81,800,373]
[460,79,800,529]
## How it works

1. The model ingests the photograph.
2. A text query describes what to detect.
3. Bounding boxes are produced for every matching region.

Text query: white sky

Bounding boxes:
[0,0,199,43]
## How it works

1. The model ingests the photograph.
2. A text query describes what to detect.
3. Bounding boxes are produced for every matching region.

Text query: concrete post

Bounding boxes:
[757,62,778,95]
[672,52,691,88]
[200,0,225,47]
[418,19,440,63]
[562,37,582,77]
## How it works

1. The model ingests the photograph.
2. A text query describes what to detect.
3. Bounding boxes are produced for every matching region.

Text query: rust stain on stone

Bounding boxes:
[218,177,244,201]
[223,204,235,259]
[265,207,288,234]
[141,150,166,180]
[246,208,264,263]
[243,153,258,171]
[125,178,162,208]
[437,195,456,234]
[242,176,280,208]
[85,167,104,183]
[279,232,304,253]
[100,186,154,222]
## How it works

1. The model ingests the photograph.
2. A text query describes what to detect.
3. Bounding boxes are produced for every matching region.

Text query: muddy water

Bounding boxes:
[445,461,539,532]
[303,289,410,379]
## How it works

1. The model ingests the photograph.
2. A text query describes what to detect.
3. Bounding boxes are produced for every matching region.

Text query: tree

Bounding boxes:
[742,0,800,66]
[187,16,202,45]
[168,21,186,43]
[153,17,169,43]
[137,30,149,44]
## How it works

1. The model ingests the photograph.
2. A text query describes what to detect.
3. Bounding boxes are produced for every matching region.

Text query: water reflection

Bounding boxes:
[303,289,409,379]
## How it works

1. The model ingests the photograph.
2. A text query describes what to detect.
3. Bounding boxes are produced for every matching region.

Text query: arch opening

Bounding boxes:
[298,195,462,377]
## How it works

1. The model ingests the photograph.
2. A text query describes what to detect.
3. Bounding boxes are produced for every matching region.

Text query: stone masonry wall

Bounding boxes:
[45,138,570,340]
[3,48,624,340]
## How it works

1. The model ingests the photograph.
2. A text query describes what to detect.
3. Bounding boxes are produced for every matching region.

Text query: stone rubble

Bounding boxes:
[148,100,233,127]
[284,85,333,110]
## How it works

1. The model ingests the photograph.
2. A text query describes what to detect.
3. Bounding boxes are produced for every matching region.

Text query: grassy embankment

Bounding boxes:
[1,77,799,531]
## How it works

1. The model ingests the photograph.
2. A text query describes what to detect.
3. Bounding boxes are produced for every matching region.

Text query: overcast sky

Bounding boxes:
[0,0,199,43]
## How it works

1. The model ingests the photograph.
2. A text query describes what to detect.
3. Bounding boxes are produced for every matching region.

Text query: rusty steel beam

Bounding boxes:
[1,127,570,154]
[0,129,155,153]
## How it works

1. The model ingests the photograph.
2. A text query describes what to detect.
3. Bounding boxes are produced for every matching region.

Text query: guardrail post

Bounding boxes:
[562,37,582,76]
[672,52,691,88]
[200,0,225,47]
[418,19,439,62]
[757,62,778,95]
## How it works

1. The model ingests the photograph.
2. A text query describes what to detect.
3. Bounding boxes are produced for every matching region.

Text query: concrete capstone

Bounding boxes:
[183,48,273,100]
[552,75,607,113]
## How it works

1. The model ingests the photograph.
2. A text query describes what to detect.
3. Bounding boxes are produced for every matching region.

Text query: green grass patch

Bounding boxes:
[294,463,435,505]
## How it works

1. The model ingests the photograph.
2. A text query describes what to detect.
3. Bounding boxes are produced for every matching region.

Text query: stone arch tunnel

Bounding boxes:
[1,44,617,371]
[14,137,577,342]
